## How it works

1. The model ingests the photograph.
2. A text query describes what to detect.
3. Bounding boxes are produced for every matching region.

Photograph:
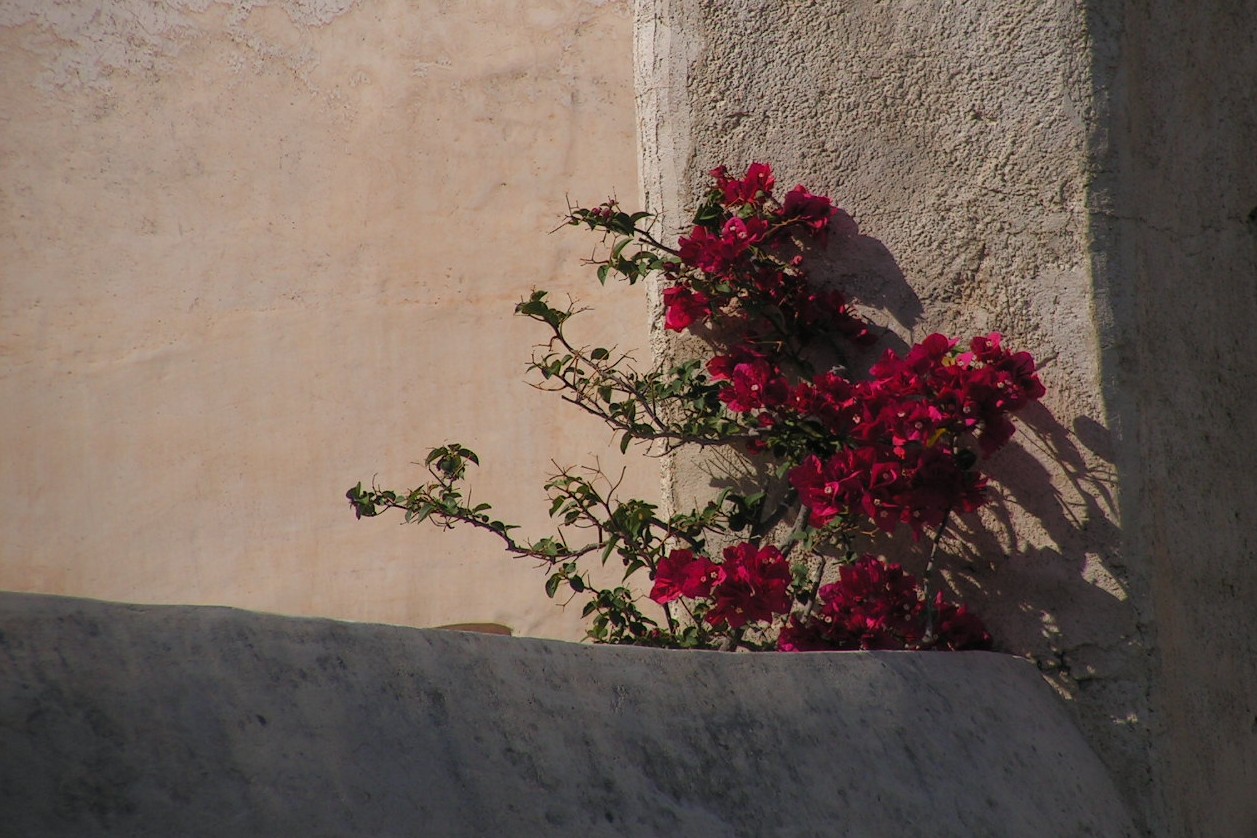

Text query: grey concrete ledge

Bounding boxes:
[1,592,1135,836]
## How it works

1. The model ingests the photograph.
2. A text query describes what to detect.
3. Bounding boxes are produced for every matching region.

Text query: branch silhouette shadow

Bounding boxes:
[687,235,1136,696]
[813,234,925,335]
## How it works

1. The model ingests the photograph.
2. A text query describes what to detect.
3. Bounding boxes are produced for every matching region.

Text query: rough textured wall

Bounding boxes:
[635,0,1149,820]
[1,591,1137,836]
[635,2,1257,834]
[0,0,649,638]
[1088,3,1257,835]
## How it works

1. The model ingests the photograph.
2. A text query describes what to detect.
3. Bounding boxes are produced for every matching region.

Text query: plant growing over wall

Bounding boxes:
[348,163,1045,652]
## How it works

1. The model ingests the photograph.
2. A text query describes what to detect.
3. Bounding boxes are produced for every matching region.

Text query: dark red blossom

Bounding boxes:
[788,451,875,528]
[746,268,791,302]
[649,549,718,604]
[782,329,1044,536]
[677,216,765,274]
[933,593,993,650]
[787,372,858,435]
[778,556,923,650]
[776,556,991,652]
[797,289,877,346]
[706,347,767,383]
[678,225,736,274]
[722,216,769,245]
[711,162,776,206]
[779,185,841,233]
[662,286,711,332]
[719,360,789,413]
[705,542,792,629]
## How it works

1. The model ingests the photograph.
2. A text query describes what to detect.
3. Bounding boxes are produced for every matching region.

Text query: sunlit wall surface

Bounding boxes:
[0,0,650,638]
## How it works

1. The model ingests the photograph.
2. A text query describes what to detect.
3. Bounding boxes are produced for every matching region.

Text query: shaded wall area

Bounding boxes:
[1,592,1135,836]
[1089,3,1257,834]
[0,0,651,638]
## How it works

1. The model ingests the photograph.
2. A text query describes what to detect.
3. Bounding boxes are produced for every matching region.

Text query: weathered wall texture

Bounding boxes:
[0,0,650,638]
[1088,3,1257,836]
[635,1,1256,835]
[1,591,1137,836]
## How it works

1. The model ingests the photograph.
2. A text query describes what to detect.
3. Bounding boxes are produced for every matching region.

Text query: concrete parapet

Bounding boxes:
[1,592,1134,836]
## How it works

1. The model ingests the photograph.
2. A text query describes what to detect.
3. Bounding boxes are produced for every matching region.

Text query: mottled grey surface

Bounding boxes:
[1,592,1133,836]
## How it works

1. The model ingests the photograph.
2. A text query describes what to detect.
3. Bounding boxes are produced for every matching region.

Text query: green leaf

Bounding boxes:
[515,291,570,328]
[611,236,632,261]
[619,432,632,454]
[545,573,562,598]
[406,503,434,525]
[590,347,610,361]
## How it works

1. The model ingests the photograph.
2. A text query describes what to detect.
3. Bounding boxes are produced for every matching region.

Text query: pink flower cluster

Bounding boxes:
[659,166,1044,540]
[786,332,1045,536]
[645,164,1044,650]
[777,556,991,651]
[649,543,792,630]
[697,329,1045,538]
[661,163,872,349]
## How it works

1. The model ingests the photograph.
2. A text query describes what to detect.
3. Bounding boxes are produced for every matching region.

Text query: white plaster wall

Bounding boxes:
[0,0,651,639]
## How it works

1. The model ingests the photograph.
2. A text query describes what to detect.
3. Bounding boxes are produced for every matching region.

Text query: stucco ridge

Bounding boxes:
[633,0,702,517]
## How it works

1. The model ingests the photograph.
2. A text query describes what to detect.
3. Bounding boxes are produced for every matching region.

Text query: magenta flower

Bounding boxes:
[705,542,792,629]
[780,185,840,233]
[662,286,712,332]
[933,594,993,650]
[712,162,776,205]
[649,549,718,604]
[719,360,788,413]
[775,556,991,652]
[721,216,769,247]
[678,225,738,273]
[788,452,869,528]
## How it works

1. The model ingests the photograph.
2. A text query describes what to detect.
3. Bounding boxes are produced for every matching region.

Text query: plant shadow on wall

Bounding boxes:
[945,404,1131,698]
[349,163,1102,657]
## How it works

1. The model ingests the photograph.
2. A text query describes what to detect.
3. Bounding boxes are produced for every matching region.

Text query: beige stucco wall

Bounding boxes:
[0,0,651,639]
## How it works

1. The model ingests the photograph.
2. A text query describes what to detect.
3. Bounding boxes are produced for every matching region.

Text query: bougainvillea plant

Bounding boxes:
[348,163,1045,652]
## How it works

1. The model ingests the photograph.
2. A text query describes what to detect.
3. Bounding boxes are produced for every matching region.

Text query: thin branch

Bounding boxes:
[921,509,953,643]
